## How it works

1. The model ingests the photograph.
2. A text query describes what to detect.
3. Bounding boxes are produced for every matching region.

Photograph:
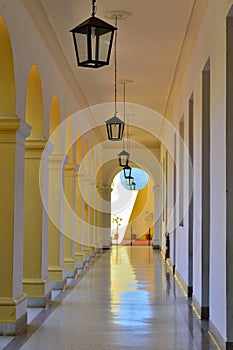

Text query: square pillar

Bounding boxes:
[48,152,67,290]
[0,117,30,335]
[63,162,78,277]
[23,139,52,308]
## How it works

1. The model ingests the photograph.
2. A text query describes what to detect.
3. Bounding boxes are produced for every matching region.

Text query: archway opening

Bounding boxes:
[111,168,154,246]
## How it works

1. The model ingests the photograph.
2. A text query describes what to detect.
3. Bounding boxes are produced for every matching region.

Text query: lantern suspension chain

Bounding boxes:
[114,16,118,115]
[123,81,126,149]
[92,0,97,17]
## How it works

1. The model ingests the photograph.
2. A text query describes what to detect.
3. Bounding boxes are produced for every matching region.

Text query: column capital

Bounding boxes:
[25,138,50,159]
[49,151,66,165]
[64,162,78,172]
[0,117,31,144]
[0,116,20,131]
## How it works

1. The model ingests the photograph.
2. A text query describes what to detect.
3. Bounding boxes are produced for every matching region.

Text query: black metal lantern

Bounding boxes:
[70,0,117,68]
[124,164,132,179]
[118,149,129,167]
[127,176,134,186]
[131,181,136,190]
[105,114,124,141]
[105,15,125,141]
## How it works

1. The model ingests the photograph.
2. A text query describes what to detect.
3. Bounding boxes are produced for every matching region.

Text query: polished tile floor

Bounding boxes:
[1,247,219,350]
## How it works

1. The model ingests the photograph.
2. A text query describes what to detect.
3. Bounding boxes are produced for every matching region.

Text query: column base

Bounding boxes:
[192,296,209,319]
[91,247,96,260]
[187,286,193,298]
[84,249,91,264]
[23,276,52,308]
[48,265,67,290]
[0,293,27,335]
[64,258,78,278]
[75,252,85,270]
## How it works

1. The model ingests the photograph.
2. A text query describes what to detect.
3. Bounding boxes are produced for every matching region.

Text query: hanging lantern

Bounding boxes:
[105,15,125,140]
[131,181,136,190]
[127,176,134,186]
[70,0,117,68]
[105,114,124,141]
[118,149,129,167]
[124,165,132,179]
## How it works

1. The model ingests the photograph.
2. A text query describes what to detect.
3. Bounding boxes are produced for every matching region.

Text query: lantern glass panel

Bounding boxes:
[75,32,88,63]
[99,31,112,61]
[120,155,128,166]
[124,166,132,179]
[111,124,120,139]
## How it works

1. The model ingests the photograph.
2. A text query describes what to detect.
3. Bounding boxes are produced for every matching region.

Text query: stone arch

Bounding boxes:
[26,65,44,138]
[0,16,15,116]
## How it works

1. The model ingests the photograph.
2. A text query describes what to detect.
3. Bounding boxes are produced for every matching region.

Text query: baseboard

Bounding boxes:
[174,269,190,297]
[209,319,226,350]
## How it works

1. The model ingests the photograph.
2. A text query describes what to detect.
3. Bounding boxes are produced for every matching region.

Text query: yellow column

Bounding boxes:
[100,185,112,250]
[96,183,104,250]
[90,179,98,258]
[0,117,30,335]
[48,152,67,289]
[23,139,52,307]
[74,169,85,272]
[83,175,92,263]
[64,162,78,277]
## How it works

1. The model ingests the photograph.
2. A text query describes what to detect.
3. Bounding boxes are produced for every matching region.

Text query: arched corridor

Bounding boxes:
[0,0,233,349]
[0,247,218,350]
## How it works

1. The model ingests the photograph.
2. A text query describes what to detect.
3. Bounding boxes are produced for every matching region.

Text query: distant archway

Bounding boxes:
[26,65,44,137]
[0,16,15,116]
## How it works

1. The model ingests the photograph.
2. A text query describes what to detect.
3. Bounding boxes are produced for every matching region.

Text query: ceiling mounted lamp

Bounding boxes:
[127,176,134,186]
[123,164,132,179]
[70,0,117,68]
[118,149,129,167]
[117,80,132,166]
[131,181,136,191]
[105,11,131,141]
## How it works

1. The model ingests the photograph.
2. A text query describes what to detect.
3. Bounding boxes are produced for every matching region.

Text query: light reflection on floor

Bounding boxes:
[110,246,154,328]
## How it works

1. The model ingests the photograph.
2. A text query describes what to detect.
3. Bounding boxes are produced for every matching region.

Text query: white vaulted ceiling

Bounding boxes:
[24,0,208,148]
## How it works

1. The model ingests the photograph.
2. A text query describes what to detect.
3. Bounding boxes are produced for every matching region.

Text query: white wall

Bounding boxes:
[166,0,233,342]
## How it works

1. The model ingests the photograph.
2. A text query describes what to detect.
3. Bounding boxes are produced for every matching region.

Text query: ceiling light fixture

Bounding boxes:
[131,181,136,191]
[105,16,124,141]
[118,81,130,166]
[70,0,117,68]
[123,164,132,179]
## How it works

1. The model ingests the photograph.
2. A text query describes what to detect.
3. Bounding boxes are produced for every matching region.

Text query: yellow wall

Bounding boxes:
[124,177,154,240]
